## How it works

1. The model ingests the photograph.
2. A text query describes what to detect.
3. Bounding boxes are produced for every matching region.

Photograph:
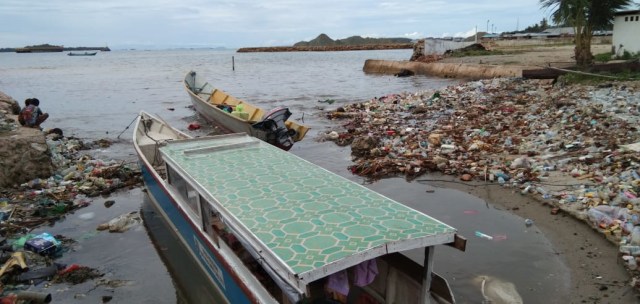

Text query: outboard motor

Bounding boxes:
[252,107,296,150]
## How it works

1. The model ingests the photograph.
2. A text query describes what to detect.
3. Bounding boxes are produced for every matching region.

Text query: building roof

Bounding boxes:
[615,10,640,16]
[159,134,457,286]
[542,27,575,35]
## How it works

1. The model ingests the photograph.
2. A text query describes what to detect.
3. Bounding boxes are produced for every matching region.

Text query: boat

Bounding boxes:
[67,51,98,56]
[184,71,309,151]
[133,111,466,304]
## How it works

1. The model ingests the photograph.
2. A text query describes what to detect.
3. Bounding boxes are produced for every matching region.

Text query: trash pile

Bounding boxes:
[0,132,142,301]
[323,77,640,287]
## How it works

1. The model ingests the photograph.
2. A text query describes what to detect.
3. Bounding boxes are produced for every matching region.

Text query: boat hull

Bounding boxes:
[68,52,97,56]
[184,71,310,151]
[139,163,257,304]
[187,92,267,137]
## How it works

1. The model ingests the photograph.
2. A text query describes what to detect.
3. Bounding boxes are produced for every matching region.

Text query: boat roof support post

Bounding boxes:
[420,246,435,304]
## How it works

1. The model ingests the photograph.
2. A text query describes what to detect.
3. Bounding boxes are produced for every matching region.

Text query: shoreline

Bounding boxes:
[2,43,640,302]
[426,174,637,302]
[323,76,640,302]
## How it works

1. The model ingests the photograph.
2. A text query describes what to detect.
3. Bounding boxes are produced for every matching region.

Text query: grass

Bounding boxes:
[594,52,613,62]
[594,50,640,63]
[557,69,640,85]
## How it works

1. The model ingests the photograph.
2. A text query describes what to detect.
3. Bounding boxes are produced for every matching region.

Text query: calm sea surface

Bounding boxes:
[0,49,569,303]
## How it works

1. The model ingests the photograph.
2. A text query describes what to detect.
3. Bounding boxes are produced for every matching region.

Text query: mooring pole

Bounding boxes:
[232,56,235,71]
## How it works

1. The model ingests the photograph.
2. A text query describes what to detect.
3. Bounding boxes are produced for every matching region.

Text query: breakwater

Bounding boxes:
[237,44,413,53]
[362,59,530,79]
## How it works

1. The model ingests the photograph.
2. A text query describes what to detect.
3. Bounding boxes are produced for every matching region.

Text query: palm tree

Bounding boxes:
[540,0,635,67]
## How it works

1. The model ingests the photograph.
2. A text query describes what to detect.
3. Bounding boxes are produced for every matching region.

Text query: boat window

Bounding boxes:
[184,184,200,218]
[167,165,187,197]
[201,198,220,248]
[167,165,200,219]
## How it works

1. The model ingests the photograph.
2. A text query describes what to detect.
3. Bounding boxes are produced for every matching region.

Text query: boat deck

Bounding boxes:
[159,134,457,285]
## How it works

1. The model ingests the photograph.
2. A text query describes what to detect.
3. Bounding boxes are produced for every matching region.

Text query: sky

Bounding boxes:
[1,0,553,50]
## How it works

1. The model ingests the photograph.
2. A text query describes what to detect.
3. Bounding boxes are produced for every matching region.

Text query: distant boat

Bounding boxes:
[133,110,464,304]
[184,70,309,151]
[67,52,97,56]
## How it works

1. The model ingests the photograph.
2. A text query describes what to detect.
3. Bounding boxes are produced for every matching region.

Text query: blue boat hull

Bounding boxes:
[141,163,256,304]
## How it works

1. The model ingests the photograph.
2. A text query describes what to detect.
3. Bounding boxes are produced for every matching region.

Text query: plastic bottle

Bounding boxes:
[627,256,638,270]
[537,187,549,199]
[620,245,640,256]
[632,226,640,245]
[587,208,614,228]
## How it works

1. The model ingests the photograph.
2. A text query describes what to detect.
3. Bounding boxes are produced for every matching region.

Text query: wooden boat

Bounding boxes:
[184,71,309,151]
[134,111,465,304]
[67,51,98,56]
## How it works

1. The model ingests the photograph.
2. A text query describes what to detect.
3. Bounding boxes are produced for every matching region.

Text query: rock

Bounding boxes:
[351,136,379,157]
[428,133,443,146]
[461,174,473,181]
[0,92,21,115]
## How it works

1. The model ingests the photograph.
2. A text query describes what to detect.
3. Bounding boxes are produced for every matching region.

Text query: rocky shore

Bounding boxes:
[0,92,54,188]
[0,91,142,301]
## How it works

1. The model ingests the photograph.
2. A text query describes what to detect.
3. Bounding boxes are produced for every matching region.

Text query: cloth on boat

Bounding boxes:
[354,259,379,287]
[327,270,350,296]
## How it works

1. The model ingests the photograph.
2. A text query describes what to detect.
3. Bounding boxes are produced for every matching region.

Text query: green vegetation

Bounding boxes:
[594,51,640,62]
[618,50,640,60]
[294,34,412,47]
[594,52,613,62]
[558,69,640,85]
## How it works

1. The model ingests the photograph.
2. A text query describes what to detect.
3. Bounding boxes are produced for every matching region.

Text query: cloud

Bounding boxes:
[0,0,547,49]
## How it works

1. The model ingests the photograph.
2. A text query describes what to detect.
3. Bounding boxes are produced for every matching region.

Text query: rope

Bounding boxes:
[116,115,140,139]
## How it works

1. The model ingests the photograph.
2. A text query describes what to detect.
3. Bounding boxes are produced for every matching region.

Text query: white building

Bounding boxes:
[613,10,640,56]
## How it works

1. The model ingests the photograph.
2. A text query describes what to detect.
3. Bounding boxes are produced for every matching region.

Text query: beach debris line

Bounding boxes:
[322,77,640,289]
[0,131,142,300]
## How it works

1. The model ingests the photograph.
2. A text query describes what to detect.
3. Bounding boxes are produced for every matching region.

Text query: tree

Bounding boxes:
[540,0,635,67]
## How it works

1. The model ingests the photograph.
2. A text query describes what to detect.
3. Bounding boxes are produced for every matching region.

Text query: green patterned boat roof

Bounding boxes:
[159,134,456,284]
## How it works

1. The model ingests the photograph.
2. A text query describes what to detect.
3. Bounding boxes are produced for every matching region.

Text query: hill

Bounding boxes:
[294,34,412,47]
[236,34,414,52]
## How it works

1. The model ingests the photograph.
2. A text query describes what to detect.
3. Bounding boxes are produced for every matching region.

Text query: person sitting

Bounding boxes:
[18,98,48,128]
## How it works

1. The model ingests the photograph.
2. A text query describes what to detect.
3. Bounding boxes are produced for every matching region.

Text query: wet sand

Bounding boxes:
[428,175,637,303]
[311,147,637,303]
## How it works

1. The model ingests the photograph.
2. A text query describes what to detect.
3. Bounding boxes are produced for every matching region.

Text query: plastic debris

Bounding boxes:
[96,211,142,233]
[323,78,640,286]
[475,231,493,240]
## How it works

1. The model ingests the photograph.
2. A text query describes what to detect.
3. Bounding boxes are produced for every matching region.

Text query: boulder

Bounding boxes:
[0,91,54,188]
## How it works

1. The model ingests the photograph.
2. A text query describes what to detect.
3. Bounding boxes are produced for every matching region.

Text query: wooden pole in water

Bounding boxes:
[232,56,235,71]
